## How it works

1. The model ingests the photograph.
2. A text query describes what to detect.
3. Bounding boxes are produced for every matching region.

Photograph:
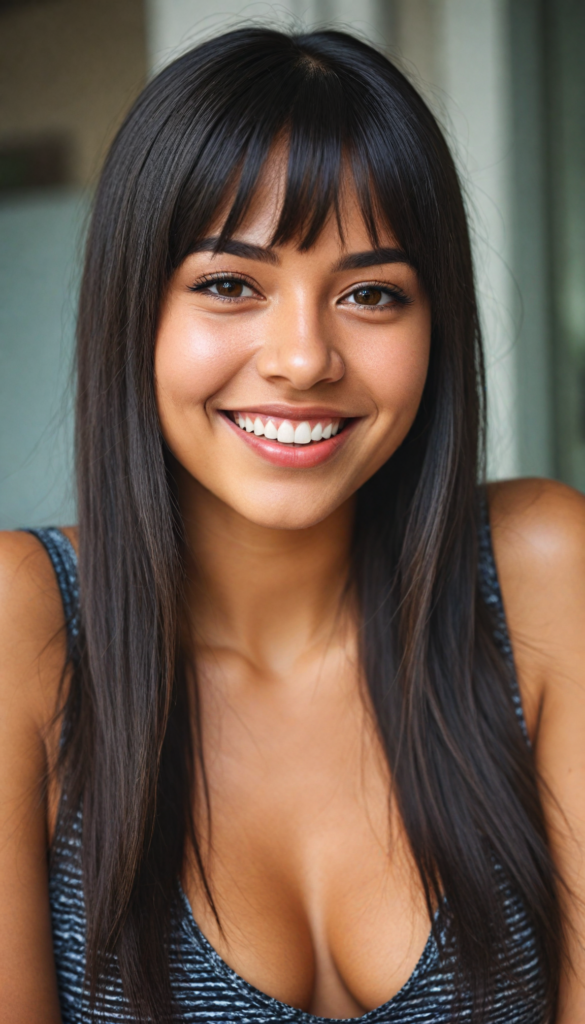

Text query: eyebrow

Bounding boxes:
[331,247,412,272]
[187,237,279,264]
[187,238,412,272]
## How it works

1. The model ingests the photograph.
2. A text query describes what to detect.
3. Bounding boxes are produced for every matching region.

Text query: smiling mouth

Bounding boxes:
[227,411,347,446]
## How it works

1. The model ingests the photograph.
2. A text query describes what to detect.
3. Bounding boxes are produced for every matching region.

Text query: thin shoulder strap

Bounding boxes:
[23,528,80,656]
[477,496,530,746]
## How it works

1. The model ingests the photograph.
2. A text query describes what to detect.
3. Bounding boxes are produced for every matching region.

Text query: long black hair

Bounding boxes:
[63,26,561,1021]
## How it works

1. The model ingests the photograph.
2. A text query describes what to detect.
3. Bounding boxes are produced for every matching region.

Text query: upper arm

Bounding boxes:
[0,531,65,1023]
[489,478,585,1020]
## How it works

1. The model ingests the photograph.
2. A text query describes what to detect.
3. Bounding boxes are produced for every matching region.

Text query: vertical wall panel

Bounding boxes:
[434,0,517,478]
[508,0,553,478]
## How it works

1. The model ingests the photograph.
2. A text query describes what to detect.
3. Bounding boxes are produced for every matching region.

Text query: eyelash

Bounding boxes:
[188,273,412,308]
[341,281,412,309]
[189,273,258,301]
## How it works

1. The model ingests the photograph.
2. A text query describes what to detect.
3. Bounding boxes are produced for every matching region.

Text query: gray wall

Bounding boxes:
[0,191,85,528]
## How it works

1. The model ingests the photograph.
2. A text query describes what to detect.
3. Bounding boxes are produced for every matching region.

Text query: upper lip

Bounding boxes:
[220,404,356,421]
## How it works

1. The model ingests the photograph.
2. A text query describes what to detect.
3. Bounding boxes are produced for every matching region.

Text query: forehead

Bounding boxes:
[206,147,398,255]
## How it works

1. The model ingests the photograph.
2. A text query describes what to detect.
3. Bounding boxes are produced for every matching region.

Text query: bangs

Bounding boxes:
[168,30,433,271]
[215,59,383,252]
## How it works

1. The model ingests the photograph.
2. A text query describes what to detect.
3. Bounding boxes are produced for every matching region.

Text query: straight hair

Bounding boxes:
[61,27,561,1021]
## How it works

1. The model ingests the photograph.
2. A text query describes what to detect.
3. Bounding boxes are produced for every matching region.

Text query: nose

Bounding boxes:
[255,303,345,391]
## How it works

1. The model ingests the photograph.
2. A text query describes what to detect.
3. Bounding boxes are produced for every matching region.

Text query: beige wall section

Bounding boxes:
[0,0,147,186]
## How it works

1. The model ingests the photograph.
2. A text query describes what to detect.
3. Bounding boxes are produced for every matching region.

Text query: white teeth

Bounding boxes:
[294,421,311,444]
[277,420,295,444]
[233,413,344,444]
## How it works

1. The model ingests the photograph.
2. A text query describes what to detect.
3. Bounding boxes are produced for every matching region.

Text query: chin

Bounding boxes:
[232,488,347,532]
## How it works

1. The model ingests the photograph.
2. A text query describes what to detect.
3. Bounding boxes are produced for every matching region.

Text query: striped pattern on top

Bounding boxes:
[27,522,547,1024]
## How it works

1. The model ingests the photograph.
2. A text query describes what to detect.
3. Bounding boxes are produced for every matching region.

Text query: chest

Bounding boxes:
[183,650,431,1018]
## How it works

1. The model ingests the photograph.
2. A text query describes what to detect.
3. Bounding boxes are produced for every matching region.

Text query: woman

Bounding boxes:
[1,27,584,1024]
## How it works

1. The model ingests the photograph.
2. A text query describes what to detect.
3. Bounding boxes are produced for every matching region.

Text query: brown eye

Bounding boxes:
[191,277,255,300]
[215,279,244,297]
[353,287,383,306]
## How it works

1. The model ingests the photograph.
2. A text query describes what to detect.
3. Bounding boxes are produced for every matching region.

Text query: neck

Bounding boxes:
[177,472,356,675]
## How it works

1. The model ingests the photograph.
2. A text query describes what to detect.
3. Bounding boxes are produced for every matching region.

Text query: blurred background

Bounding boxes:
[0,0,583,527]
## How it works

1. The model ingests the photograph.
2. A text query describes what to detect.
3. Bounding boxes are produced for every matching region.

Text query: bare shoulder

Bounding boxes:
[486,478,585,731]
[486,477,585,628]
[0,533,74,1019]
[488,485,585,1017]
[0,529,74,731]
[487,476,585,567]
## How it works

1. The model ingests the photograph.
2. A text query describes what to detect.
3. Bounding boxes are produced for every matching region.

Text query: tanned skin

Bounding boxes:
[1,166,584,1022]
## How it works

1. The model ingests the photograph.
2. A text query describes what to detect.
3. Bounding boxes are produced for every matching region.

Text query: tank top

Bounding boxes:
[27,516,546,1023]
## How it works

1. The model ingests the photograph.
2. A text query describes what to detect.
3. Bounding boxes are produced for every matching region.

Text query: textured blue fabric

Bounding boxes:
[28,522,546,1023]
[477,503,530,746]
[25,527,80,648]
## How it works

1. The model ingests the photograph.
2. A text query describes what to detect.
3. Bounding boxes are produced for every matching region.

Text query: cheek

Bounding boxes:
[354,317,431,433]
[154,308,243,427]
[375,343,429,421]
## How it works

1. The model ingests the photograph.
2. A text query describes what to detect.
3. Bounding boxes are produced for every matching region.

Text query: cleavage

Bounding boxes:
[182,656,431,1017]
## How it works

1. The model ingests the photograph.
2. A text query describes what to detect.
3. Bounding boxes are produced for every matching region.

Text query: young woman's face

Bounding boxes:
[155,167,431,530]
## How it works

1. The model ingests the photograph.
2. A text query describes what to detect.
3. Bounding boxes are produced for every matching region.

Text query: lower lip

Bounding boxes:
[221,414,357,468]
